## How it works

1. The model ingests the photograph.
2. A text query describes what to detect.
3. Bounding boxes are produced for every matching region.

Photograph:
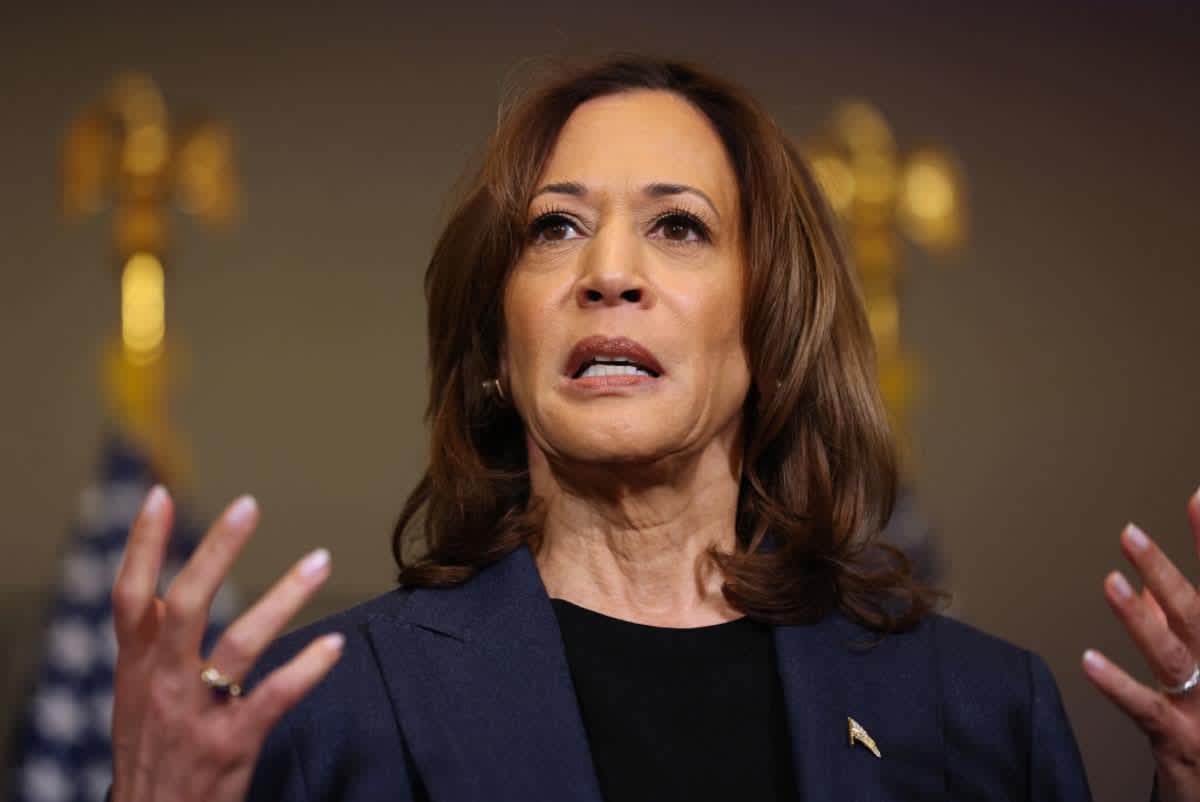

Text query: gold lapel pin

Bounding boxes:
[847,717,881,758]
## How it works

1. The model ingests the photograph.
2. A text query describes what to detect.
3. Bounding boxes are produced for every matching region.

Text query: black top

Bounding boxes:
[550,599,799,802]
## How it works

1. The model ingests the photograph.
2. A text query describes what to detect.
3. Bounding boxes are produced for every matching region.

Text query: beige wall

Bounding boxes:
[2,3,1198,798]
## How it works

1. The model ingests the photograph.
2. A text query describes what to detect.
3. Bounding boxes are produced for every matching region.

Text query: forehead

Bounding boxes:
[538,90,738,209]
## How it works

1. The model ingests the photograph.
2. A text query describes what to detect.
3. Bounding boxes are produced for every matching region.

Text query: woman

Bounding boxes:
[108,57,1200,801]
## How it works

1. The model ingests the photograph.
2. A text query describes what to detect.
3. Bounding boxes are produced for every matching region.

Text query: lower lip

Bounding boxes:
[563,374,662,393]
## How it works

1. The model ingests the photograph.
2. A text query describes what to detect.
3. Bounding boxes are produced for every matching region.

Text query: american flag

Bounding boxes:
[6,432,237,802]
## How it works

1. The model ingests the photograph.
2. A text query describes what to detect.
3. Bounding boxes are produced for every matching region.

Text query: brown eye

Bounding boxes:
[662,218,692,241]
[544,222,571,241]
[652,211,710,244]
[529,213,581,244]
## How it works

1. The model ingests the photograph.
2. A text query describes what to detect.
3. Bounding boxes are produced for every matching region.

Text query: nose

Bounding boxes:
[574,227,653,309]
[576,281,643,307]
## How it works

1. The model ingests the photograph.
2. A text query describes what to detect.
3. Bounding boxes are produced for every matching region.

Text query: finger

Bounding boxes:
[1121,523,1200,653]
[239,633,344,738]
[1144,587,1168,628]
[205,548,332,681]
[161,495,259,658]
[1082,649,1185,741]
[1104,570,1198,688]
[112,486,174,644]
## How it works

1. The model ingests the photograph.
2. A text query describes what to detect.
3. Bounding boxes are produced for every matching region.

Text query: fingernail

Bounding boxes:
[1110,571,1134,599]
[1124,523,1149,551]
[299,548,330,578]
[1083,649,1105,670]
[323,633,345,652]
[226,495,258,527]
[145,485,168,516]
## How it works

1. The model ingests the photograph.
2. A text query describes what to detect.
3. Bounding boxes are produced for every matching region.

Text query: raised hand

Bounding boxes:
[109,486,342,802]
[1083,488,1200,802]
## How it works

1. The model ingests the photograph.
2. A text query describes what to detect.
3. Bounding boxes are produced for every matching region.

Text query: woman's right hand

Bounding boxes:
[109,485,343,802]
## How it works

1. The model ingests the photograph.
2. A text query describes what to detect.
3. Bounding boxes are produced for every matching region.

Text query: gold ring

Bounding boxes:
[200,666,243,699]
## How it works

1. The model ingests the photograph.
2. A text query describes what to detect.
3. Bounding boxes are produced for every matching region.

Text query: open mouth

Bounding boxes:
[564,335,665,383]
[572,356,660,380]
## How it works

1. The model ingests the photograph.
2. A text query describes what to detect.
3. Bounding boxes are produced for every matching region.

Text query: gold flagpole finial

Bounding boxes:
[804,99,967,474]
[62,72,239,485]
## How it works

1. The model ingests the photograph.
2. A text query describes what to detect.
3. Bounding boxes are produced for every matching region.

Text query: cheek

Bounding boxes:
[503,284,536,383]
[706,322,750,399]
[503,272,565,383]
[676,277,747,379]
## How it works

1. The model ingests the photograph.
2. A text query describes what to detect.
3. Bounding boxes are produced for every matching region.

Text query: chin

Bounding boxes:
[550,423,689,468]
[527,392,725,470]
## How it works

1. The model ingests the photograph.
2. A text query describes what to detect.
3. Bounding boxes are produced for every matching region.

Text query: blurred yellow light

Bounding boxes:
[109,73,166,127]
[834,100,894,154]
[121,252,165,361]
[176,123,238,224]
[867,294,900,351]
[809,153,856,215]
[900,148,966,252]
[854,152,898,207]
[124,125,168,176]
[904,160,955,221]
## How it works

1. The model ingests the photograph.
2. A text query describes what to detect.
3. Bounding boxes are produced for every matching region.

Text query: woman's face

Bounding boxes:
[503,89,751,469]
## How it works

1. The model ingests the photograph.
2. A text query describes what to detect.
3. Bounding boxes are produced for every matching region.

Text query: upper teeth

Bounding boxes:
[579,363,652,378]
[578,356,655,378]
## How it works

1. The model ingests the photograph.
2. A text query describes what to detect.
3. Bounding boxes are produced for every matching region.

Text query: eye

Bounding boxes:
[528,211,583,244]
[650,210,711,244]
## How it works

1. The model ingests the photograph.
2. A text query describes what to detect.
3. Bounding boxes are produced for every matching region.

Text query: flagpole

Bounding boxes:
[804,99,967,471]
[5,74,243,802]
[804,100,968,585]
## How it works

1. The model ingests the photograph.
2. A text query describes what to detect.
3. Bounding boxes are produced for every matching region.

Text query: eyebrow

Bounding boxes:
[531,181,721,221]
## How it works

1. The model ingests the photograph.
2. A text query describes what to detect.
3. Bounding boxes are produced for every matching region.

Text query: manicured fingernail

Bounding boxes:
[1109,571,1134,599]
[1124,523,1149,551]
[145,485,168,516]
[1083,649,1105,670]
[226,495,258,527]
[323,633,345,652]
[299,548,330,578]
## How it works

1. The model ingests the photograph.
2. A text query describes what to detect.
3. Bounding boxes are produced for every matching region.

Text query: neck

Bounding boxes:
[531,433,743,628]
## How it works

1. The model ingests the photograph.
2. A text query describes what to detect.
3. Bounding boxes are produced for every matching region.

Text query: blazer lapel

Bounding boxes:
[775,614,945,801]
[361,542,945,801]
[364,546,604,802]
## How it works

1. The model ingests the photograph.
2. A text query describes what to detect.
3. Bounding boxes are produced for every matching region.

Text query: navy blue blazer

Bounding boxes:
[245,545,1094,801]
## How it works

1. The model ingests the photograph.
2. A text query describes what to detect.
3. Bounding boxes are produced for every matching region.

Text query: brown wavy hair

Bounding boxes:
[392,55,939,632]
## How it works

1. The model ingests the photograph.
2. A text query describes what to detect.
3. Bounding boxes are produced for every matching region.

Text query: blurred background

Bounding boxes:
[1,1,1197,799]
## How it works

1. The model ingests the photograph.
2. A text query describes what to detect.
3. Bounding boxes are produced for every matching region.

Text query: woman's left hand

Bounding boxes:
[1083,488,1200,802]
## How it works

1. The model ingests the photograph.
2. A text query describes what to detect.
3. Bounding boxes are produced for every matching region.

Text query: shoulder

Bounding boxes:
[251,588,414,681]
[925,615,1091,798]
[926,613,1047,698]
[919,613,1072,726]
[820,611,1039,683]
[249,588,422,742]
[807,611,1061,741]
[882,613,1089,797]
[863,612,1061,715]
[847,613,1089,798]
[247,590,420,802]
